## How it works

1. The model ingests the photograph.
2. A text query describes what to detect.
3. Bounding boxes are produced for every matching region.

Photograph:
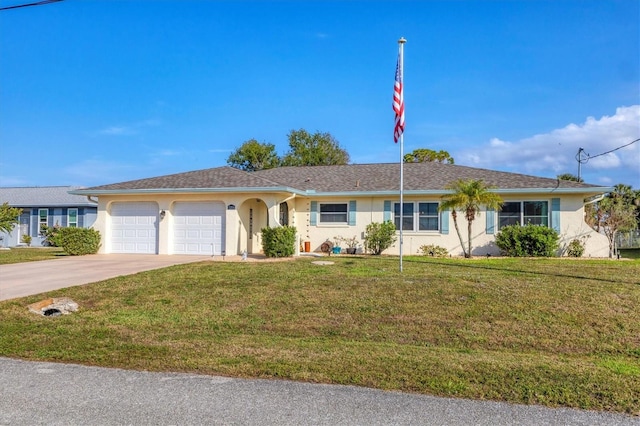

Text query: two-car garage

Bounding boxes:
[109,201,225,255]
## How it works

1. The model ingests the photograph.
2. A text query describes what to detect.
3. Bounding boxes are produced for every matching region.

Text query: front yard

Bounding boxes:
[0,256,638,415]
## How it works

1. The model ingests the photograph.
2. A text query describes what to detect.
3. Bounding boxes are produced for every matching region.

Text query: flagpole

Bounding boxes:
[398,37,406,273]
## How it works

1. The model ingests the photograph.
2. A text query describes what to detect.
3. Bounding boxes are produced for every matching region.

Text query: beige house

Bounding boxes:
[71,163,612,257]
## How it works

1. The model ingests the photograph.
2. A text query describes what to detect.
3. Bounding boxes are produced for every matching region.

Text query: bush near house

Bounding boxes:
[41,224,63,247]
[261,225,297,257]
[364,221,397,255]
[495,224,559,257]
[58,227,101,255]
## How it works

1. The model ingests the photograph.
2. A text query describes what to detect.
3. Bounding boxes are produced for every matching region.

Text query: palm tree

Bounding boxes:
[439,179,503,258]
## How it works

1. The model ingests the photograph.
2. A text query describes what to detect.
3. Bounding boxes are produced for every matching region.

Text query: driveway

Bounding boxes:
[0,254,215,301]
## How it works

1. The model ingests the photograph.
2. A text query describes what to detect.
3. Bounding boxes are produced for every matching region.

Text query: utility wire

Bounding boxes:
[588,138,640,160]
[0,0,63,11]
[578,138,640,164]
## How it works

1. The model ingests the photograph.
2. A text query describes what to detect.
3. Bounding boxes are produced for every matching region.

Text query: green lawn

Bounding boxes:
[0,247,66,264]
[1,256,638,415]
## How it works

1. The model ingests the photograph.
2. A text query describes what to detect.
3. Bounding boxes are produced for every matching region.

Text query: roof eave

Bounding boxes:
[69,187,307,196]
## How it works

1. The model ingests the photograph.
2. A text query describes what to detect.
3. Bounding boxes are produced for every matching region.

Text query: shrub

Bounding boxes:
[261,225,297,257]
[58,227,101,255]
[495,224,559,257]
[419,244,449,257]
[364,221,397,255]
[41,224,63,247]
[566,238,586,258]
[20,234,32,246]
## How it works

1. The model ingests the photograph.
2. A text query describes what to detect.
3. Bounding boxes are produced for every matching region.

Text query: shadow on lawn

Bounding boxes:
[404,257,640,286]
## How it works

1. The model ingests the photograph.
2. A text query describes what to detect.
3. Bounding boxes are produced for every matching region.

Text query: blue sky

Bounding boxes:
[1,0,638,188]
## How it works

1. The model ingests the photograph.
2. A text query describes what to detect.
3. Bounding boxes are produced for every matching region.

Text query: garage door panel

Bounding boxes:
[110,202,158,254]
[173,202,225,255]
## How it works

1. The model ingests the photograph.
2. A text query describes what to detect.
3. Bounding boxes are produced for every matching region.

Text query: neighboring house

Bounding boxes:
[70,163,612,257]
[0,186,98,248]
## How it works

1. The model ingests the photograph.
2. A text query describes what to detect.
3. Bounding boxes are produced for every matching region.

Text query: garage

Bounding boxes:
[110,202,159,254]
[172,201,225,255]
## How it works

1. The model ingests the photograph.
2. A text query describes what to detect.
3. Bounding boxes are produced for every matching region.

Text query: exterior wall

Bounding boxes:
[294,194,610,258]
[89,191,610,257]
[93,192,292,255]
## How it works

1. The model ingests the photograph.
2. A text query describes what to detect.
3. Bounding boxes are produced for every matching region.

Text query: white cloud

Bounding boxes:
[96,119,161,137]
[456,105,640,186]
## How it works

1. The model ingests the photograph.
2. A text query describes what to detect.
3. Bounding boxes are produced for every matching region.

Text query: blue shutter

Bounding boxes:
[310,201,317,226]
[48,208,54,227]
[440,208,449,234]
[348,200,356,226]
[551,198,560,232]
[78,208,84,228]
[486,208,495,235]
[61,208,68,227]
[383,201,392,222]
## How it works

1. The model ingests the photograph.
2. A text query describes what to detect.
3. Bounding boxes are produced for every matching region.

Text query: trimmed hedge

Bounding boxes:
[495,224,559,257]
[261,225,297,258]
[58,227,102,255]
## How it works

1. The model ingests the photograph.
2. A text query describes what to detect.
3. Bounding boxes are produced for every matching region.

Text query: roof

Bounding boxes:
[72,163,611,197]
[0,186,98,207]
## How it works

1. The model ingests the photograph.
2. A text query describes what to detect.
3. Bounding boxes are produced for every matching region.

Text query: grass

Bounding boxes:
[0,247,66,264]
[620,248,640,260]
[0,256,638,415]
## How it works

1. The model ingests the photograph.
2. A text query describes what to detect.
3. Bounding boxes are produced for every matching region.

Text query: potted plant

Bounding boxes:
[342,235,359,254]
[331,236,343,254]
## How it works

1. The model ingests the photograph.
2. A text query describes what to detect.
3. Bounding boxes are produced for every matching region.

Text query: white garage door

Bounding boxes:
[110,202,158,254]
[173,201,225,255]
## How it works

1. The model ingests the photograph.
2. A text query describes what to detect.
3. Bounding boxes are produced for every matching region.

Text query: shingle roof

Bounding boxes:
[0,186,97,207]
[83,166,283,191]
[75,163,609,196]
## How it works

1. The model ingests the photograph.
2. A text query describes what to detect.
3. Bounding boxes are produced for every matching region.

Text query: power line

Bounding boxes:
[0,0,63,11]
[576,138,639,180]
[587,138,640,160]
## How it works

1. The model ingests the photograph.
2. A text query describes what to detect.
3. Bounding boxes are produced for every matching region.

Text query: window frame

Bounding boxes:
[38,208,48,234]
[68,208,79,228]
[393,201,440,232]
[318,202,349,225]
[498,201,549,230]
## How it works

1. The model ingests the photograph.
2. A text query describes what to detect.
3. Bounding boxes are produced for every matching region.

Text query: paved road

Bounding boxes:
[0,254,215,301]
[0,358,636,426]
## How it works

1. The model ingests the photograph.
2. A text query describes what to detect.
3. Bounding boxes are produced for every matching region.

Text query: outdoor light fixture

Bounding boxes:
[159,210,166,220]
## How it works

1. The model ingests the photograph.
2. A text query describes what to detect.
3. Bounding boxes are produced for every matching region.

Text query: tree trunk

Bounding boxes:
[451,211,467,258]
[467,219,473,258]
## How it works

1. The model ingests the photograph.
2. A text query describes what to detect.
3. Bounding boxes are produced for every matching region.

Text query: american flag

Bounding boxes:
[393,53,404,143]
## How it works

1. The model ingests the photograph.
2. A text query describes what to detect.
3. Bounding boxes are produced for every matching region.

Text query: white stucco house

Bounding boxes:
[70,163,612,257]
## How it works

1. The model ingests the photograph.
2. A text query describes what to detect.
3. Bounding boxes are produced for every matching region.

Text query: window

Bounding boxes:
[319,203,348,224]
[498,201,549,229]
[68,208,78,228]
[394,202,439,232]
[38,209,48,234]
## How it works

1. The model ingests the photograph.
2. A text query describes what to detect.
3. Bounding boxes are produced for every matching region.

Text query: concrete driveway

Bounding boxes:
[0,254,215,301]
